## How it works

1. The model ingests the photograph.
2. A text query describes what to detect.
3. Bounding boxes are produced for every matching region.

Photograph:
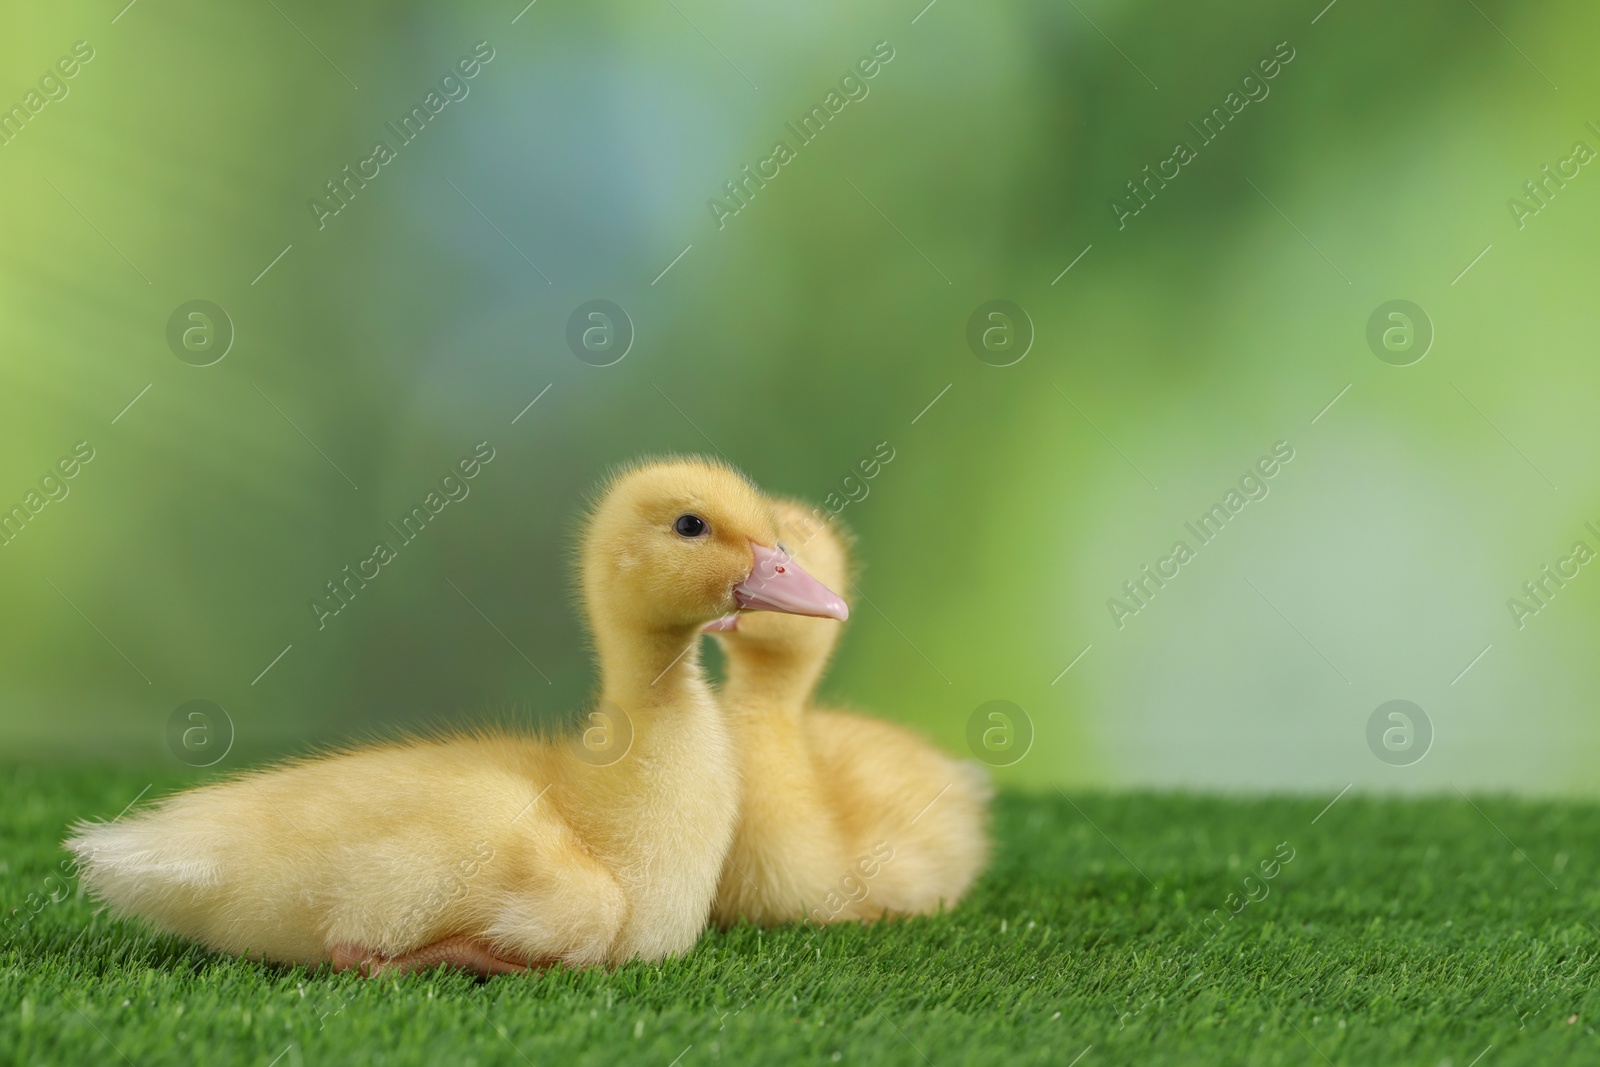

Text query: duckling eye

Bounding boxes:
[673,514,708,538]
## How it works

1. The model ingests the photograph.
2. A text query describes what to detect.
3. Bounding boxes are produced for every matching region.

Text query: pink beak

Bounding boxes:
[731,542,849,621]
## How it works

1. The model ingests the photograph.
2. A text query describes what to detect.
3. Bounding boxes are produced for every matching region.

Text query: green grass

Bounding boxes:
[3,766,1598,1066]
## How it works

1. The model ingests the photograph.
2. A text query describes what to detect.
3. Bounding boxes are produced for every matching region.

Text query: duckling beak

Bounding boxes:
[703,614,740,632]
[733,542,850,621]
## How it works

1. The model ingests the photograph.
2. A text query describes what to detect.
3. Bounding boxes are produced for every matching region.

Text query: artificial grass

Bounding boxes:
[2,766,1597,1066]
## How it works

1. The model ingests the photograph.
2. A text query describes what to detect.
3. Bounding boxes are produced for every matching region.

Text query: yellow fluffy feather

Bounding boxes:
[66,458,847,975]
[710,500,991,928]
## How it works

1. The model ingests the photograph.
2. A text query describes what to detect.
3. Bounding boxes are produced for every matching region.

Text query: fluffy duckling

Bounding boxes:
[66,458,848,976]
[708,500,990,929]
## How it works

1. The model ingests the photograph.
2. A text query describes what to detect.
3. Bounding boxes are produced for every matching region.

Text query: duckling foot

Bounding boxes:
[330,936,542,979]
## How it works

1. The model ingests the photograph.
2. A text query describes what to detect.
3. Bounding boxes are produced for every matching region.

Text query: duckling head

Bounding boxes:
[581,458,849,637]
[706,497,853,671]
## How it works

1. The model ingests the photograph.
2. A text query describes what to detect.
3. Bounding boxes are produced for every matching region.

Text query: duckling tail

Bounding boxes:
[64,809,223,931]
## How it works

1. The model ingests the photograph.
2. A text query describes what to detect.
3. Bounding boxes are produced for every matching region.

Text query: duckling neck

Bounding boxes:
[580,622,739,962]
[591,624,714,711]
[722,649,825,719]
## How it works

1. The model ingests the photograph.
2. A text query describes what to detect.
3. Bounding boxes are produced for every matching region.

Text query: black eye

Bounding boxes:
[673,514,707,538]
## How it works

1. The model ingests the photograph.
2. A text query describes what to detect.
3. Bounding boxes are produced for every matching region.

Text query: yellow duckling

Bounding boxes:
[66,458,848,976]
[708,500,990,929]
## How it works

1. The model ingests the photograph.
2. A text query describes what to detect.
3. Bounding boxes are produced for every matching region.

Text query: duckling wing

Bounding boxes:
[65,738,595,965]
[712,714,850,928]
[805,708,992,915]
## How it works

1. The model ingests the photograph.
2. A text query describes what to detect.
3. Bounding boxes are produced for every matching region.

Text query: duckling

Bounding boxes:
[708,500,991,929]
[65,458,848,976]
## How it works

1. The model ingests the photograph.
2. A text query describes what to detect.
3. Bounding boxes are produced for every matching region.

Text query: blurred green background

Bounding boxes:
[2,0,1596,793]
